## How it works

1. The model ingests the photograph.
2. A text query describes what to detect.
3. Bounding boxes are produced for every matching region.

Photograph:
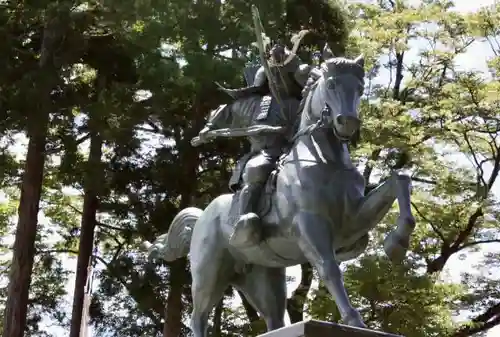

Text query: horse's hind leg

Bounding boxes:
[190,242,233,336]
[232,265,286,332]
[354,172,416,262]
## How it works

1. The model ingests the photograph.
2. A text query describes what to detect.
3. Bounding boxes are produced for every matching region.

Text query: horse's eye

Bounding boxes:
[326,78,335,89]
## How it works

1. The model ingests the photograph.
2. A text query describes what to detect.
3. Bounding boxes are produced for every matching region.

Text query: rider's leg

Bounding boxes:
[236,182,265,226]
[230,152,275,247]
[239,152,275,219]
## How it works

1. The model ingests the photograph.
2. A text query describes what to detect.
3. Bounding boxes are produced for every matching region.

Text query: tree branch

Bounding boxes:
[97,222,132,232]
[459,239,500,250]
[487,145,500,191]
[451,303,500,337]
[46,133,91,155]
[411,176,437,185]
[39,249,165,326]
[461,131,488,189]
[411,201,447,243]
[134,126,161,135]
[66,203,134,232]
[362,149,381,184]
[427,207,484,273]
[237,290,259,323]
[451,207,484,250]
[392,51,404,100]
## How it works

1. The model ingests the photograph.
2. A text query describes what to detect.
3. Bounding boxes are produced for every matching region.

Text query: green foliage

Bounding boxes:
[310,256,461,336]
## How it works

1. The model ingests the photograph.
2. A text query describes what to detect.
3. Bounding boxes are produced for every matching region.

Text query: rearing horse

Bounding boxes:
[142,55,416,336]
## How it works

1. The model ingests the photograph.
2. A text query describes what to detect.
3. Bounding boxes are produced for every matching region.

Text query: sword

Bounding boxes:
[190,125,286,147]
[251,5,286,121]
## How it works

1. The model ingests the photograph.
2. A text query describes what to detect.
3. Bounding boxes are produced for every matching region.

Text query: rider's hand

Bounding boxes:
[198,126,211,142]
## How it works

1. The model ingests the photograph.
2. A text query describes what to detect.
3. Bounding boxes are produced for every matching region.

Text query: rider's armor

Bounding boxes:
[201,44,313,246]
[222,45,310,102]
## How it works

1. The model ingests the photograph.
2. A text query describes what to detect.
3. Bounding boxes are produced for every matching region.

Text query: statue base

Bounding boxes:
[257,320,403,337]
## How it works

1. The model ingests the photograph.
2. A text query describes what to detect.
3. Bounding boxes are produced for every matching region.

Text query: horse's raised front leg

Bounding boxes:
[295,211,366,328]
[355,172,416,262]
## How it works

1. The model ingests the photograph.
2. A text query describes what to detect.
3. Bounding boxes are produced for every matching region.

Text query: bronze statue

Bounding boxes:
[142,6,416,337]
[197,39,316,248]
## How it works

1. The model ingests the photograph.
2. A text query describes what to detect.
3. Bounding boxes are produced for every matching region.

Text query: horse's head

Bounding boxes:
[313,53,365,142]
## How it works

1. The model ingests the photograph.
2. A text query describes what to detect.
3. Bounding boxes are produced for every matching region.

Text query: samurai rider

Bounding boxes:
[196,42,316,247]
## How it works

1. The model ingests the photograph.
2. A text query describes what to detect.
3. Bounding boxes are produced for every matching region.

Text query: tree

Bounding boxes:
[1,0,499,336]
[68,75,104,337]
[307,1,500,336]
[83,1,351,335]
[2,3,72,336]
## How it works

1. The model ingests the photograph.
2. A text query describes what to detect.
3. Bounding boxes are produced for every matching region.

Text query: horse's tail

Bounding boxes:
[141,207,204,262]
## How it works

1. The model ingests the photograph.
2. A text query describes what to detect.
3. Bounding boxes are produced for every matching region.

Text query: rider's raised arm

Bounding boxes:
[295,63,321,87]
[204,104,231,130]
[253,66,267,87]
[285,53,319,88]
[294,64,313,87]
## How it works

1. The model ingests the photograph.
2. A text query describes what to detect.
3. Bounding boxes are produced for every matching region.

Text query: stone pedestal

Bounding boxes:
[257,320,403,337]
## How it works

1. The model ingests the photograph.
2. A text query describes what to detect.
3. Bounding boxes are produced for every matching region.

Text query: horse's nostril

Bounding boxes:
[347,116,361,126]
[336,115,360,133]
[336,116,346,125]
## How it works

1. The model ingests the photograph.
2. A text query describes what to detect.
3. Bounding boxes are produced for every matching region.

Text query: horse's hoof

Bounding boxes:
[384,231,409,263]
[229,213,260,248]
[343,310,366,328]
[147,249,160,263]
[140,241,152,251]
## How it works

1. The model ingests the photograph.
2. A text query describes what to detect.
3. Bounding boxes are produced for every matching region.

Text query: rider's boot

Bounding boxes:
[229,183,264,248]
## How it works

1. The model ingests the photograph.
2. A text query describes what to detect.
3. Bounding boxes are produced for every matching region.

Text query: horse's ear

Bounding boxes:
[354,54,365,68]
[322,43,334,60]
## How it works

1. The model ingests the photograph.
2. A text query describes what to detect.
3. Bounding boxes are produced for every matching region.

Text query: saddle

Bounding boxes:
[228,160,281,227]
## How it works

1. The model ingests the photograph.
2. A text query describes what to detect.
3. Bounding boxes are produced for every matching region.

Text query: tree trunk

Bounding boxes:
[213,298,223,336]
[162,104,212,336]
[287,263,313,323]
[68,116,103,337]
[163,185,192,337]
[0,5,68,333]
[2,115,49,337]
[163,259,187,337]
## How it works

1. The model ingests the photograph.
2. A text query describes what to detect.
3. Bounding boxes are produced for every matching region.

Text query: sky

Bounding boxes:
[1,0,500,336]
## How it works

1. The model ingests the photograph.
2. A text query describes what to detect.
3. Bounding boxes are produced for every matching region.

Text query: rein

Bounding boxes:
[290,80,331,143]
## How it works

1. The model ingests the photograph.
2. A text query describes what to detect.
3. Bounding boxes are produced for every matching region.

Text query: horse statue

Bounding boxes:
[142,54,416,337]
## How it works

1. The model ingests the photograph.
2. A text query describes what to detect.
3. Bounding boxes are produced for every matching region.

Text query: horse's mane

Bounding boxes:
[320,57,365,81]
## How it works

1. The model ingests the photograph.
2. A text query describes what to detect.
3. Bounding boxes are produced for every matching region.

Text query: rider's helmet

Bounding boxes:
[269,43,288,65]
